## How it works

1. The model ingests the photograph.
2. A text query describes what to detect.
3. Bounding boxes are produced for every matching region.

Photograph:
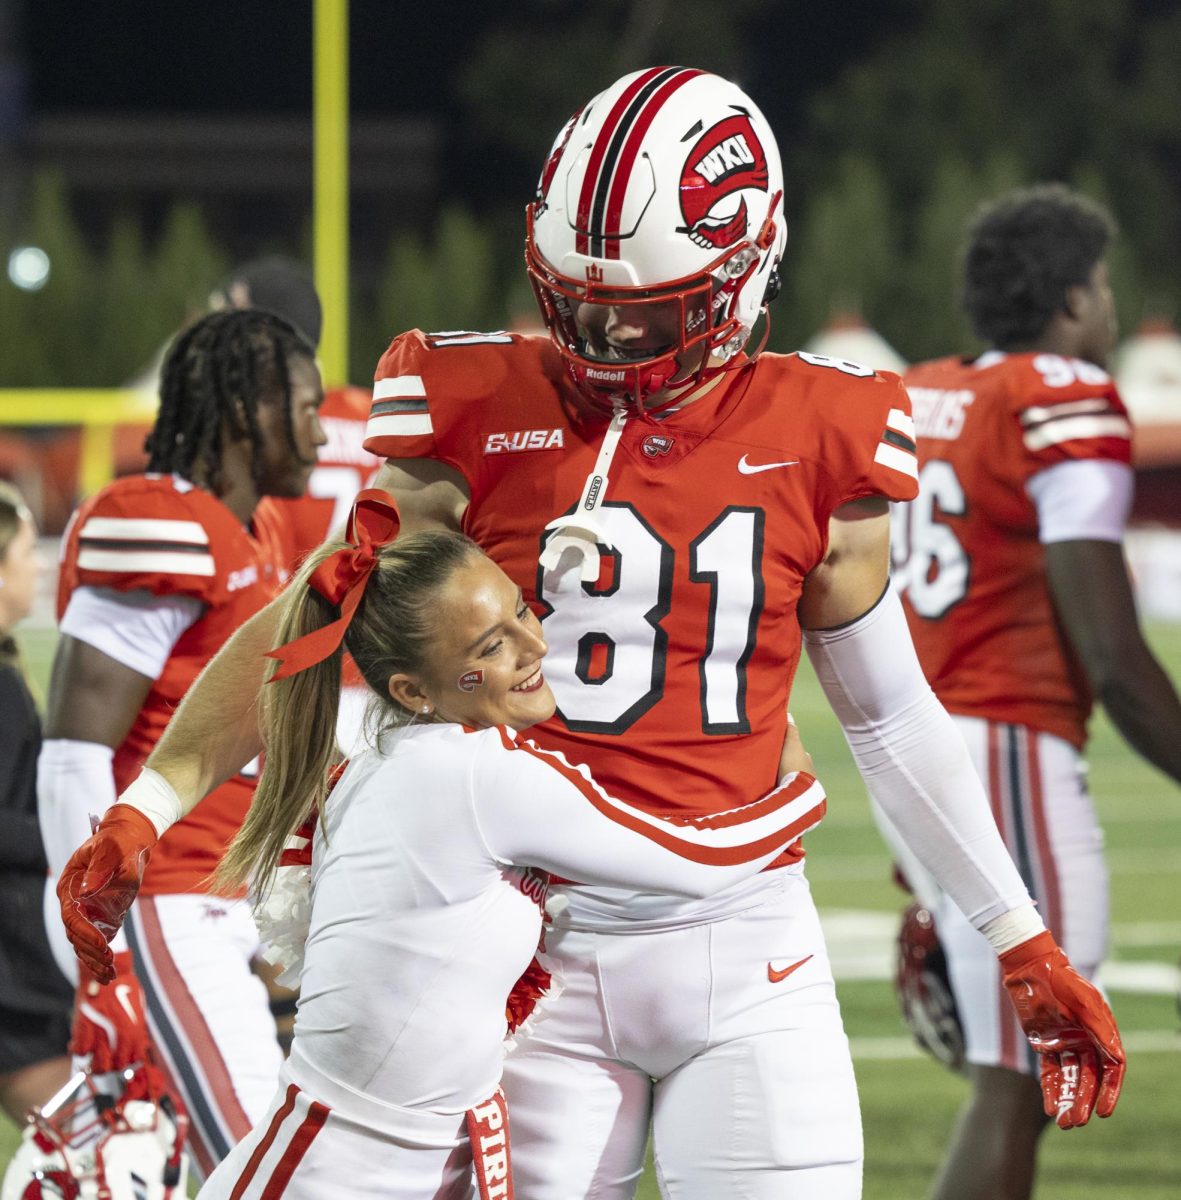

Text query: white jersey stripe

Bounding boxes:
[873,441,919,480]
[366,411,434,439]
[1018,397,1112,427]
[372,375,427,401]
[885,407,915,440]
[1022,414,1131,452]
[79,516,210,545]
[77,548,216,576]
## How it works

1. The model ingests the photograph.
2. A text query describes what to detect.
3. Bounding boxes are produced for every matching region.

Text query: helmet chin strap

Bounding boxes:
[539,401,628,584]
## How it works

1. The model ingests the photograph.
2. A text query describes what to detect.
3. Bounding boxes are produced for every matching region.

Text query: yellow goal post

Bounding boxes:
[0,0,348,498]
[0,389,156,498]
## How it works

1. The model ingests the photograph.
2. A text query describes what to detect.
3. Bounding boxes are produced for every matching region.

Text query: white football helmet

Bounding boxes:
[1,1070,188,1200]
[526,66,787,410]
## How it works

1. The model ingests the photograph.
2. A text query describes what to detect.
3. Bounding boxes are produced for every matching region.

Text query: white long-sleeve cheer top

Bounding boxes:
[283,722,825,1127]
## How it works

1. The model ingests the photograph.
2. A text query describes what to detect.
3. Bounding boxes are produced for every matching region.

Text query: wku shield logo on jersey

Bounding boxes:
[678,115,769,250]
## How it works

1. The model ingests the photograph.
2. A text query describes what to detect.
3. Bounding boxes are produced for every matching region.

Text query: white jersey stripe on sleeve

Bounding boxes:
[886,407,915,440]
[873,441,919,480]
[77,548,216,577]
[79,516,209,546]
[365,411,434,439]
[372,375,427,401]
[1018,397,1113,427]
[1022,414,1131,452]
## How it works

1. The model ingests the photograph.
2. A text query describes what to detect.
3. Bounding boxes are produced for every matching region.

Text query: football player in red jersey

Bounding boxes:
[57,74,1122,1199]
[38,308,326,1179]
[889,185,1181,1200]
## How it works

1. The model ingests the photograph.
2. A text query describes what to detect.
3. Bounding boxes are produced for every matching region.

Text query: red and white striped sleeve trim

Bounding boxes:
[1018,397,1131,452]
[365,374,432,442]
[873,407,918,481]
[76,515,215,577]
[494,727,826,866]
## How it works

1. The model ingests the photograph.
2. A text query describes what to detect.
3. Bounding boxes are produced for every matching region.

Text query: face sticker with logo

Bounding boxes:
[457,669,484,693]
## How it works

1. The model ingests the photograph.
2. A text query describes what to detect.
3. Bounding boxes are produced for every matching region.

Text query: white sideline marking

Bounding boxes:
[821,910,1181,995]
[810,845,1181,882]
[851,1030,1181,1062]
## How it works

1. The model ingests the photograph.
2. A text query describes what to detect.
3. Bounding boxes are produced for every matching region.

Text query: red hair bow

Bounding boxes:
[267,489,402,681]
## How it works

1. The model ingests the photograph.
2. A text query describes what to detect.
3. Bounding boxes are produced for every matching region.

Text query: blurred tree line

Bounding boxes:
[2,0,1178,388]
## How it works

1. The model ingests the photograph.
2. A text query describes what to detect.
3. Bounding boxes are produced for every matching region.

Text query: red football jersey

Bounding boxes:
[268,385,382,564]
[895,351,1133,748]
[365,332,918,866]
[57,474,291,893]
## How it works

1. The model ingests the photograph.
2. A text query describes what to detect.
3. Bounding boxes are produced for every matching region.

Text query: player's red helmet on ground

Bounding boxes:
[526,66,787,411]
[895,902,966,1072]
[0,1069,188,1200]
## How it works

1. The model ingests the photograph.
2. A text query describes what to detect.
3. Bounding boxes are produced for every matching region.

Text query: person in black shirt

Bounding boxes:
[0,481,71,1123]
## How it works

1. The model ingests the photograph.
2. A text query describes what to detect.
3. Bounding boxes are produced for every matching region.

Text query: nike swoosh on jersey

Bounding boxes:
[738,455,800,474]
[767,954,813,983]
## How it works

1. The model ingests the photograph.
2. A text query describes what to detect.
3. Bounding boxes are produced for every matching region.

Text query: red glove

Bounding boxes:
[1000,930,1126,1129]
[57,804,158,984]
[70,950,152,1073]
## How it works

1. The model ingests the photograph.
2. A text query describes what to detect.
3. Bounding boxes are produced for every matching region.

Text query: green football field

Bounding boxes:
[4,623,1179,1198]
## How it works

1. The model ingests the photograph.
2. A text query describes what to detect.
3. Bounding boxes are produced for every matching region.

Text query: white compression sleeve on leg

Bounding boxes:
[804,588,1044,933]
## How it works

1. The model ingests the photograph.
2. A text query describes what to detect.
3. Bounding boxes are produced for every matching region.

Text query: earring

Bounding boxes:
[421,705,431,715]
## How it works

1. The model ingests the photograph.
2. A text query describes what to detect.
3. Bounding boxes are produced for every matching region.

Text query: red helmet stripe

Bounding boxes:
[602,68,705,258]
[575,67,683,257]
[574,67,668,255]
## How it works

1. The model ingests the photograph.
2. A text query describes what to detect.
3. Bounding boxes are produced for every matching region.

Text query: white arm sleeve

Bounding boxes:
[804,589,1042,936]
[59,586,205,679]
[37,738,128,977]
[1026,458,1133,544]
[37,739,117,877]
[470,730,827,898]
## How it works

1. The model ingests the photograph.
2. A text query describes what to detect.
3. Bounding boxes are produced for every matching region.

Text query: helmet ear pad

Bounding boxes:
[762,265,782,307]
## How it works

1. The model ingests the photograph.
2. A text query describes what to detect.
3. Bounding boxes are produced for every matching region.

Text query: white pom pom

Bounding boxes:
[253,863,312,989]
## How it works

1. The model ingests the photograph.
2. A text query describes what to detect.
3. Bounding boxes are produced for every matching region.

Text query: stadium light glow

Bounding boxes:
[7,245,51,291]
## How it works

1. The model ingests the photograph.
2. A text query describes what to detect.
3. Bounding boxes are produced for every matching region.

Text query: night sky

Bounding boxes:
[19,1,914,202]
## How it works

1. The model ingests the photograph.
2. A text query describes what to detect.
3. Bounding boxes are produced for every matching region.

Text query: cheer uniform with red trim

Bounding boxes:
[199,722,824,1199]
[56,473,292,1177]
[893,350,1133,1074]
[363,330,917,1198]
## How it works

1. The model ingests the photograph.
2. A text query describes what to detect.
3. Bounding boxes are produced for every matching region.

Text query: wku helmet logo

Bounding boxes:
[679,114,768,250]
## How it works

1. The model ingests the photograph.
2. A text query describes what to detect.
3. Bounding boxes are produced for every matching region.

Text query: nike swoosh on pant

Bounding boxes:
[767,954,813,983]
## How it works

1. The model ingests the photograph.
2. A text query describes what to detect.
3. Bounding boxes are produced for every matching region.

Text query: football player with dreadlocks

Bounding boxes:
[38,308,324,1180]
[57,71,1123,1198]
